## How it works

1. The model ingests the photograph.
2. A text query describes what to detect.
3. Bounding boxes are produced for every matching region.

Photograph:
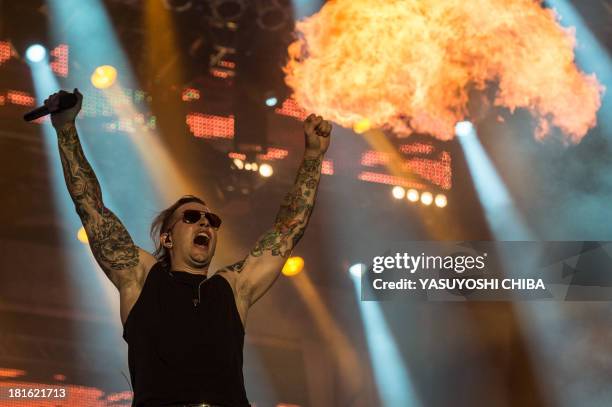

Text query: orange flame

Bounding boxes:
[284,0,604,142]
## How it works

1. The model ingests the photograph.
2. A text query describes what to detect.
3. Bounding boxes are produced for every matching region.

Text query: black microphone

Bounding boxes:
[23,92,77,122]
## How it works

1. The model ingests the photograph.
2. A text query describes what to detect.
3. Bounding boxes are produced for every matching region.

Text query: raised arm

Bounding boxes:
[48,89,154,289]
[219,114,331,317]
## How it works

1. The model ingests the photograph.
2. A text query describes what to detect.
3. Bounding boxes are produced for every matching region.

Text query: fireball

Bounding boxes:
[284,0,603,142]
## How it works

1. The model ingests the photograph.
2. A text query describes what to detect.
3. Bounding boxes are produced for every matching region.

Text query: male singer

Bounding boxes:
[44,89,331,407]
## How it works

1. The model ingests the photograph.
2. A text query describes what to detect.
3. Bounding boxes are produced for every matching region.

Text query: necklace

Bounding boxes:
[168,271,209,307]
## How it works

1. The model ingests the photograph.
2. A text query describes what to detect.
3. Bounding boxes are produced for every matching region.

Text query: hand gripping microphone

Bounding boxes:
[23,92,77,122]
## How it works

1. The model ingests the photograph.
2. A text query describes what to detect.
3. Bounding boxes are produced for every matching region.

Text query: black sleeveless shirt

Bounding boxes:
[123,262,249,407]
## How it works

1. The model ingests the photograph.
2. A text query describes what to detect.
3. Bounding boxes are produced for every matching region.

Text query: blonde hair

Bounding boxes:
[150,195,206,266]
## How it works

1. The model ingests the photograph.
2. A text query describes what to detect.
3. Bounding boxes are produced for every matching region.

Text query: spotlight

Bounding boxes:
[25,44,46,63]
[244,163,252,171]
[391,186,405,200]
[455,121,474,137]
[420,191,433,206]
[259,163,273,177]
[406,189,419,202]
[349,263,366,277]
[265,96,278,107]
[233,158,244,169]
[251,162,258,171]
[434,194,448,208]
[353,118,371,134]
[77,226,89,244]
[91,65,117,89]
[282,256,304,276]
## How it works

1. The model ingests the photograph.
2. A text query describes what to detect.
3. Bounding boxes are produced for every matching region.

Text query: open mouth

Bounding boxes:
[193,234,210,248]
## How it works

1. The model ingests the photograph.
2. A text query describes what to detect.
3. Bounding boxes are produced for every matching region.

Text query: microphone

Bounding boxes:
[23,92,77,122]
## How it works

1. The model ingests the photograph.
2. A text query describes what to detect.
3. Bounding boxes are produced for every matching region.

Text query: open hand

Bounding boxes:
[44,88,83,129]
[304,114,332,157]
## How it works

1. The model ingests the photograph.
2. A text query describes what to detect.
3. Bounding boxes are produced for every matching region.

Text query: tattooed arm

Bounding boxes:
[219,115,331,318]
[48,89,156,291]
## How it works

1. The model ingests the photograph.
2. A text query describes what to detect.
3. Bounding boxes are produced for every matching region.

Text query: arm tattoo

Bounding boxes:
[251,155,323,258]
[57,124,139,274]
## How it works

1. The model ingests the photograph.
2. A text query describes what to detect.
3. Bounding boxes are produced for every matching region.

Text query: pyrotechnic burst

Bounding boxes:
[284,0,604,142]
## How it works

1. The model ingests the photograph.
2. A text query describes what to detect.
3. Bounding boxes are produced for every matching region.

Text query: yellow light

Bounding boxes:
[391,185,405,199]
[259,163,273,177]
[0,368,26,378]
[233,158,244,169]
[77,226,89,244]
[406,188,419,202]
[435,194,448,208]
[282,256,304,276]
[91,65,117,89]
[353,118,371,134]
[420,191,433,206]
[251,162,258,171]
[244,163,252,171]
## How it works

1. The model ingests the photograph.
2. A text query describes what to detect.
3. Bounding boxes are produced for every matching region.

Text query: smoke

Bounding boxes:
[284,0,604,142]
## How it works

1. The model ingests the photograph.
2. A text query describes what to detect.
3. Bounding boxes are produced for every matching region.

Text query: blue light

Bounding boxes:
[457,124,534,240]
[350,274,422,406]
[265,96,278,107]
[47,0,136,85]
[349,263,365,277]
[25,44,47,63]
[454,121,474,138]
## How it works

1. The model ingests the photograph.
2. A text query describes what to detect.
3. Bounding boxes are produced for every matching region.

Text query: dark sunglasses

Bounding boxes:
[169,209,222,230]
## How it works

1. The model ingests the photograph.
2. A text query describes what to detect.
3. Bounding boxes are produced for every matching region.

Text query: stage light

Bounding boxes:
[353,118,371,134]
[0,368,26,378]
[282,256,304,276]
[233,158,244,169]
[187,113,235,139]
[349,263,365,277]
[91,65,117,89]
[275,97,308,121]
[244,163,252,171]
[406,188,419,202]
[322,159,334,175]
[350,270,421,406]
[434,194,447,208]
[265,96,278,107]
[251,162,258,171]
[391,186,405,199]
[259,163,273,177]
[420,191,433,206]
[77,226,89,244]
[257,147,288,161]
[457,121,533,239]
[454,121,474,137]
[25,44,46,63]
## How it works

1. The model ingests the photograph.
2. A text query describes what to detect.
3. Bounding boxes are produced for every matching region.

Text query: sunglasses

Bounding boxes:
[169,209,222,231]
